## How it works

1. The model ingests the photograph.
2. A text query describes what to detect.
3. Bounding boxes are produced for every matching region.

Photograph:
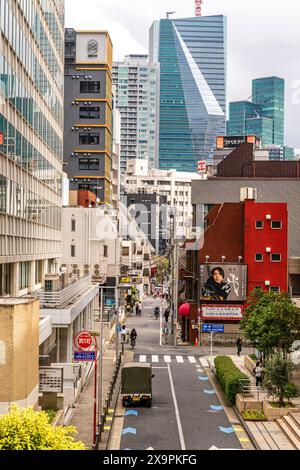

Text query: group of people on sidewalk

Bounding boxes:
[236,337,264,387]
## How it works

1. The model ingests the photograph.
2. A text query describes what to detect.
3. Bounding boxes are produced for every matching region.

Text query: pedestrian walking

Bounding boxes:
[253,361,263,387]
[236,337,243,357]
[164,308,170,323]
[138,302,142,316]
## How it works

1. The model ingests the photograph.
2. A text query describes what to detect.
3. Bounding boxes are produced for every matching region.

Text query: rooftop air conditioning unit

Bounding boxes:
[94,270,100,276]
[94,265,100,270]
[84,264,90,269]
[84,270,90,275]
[73,264,78,269]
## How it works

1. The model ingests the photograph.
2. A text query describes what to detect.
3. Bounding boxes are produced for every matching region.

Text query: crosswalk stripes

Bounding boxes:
[138,355,203,364]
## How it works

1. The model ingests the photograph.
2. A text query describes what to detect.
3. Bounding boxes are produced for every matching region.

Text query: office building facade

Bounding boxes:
[112,55,159,174]
[64,29,113,205]
[0,0,64,297]
[227,76,285,147]
[149,15,227,172]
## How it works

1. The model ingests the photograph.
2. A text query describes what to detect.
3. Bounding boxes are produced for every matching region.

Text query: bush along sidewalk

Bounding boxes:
[215,356,250,405]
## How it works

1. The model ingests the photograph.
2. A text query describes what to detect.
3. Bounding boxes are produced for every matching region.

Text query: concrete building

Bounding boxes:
[64,28,114,205]
[0,0,64,296]
[112,55,159,173]
[149,15,227,171]
[124,159,204,240]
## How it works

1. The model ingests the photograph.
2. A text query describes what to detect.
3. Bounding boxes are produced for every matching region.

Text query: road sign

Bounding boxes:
[73,331,95,351]
[202,324,225,334]
[74,351,96,362]
[105,298,116,306]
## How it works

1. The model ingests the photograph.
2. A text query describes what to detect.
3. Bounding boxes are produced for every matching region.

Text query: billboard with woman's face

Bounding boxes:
[200,264,248,302]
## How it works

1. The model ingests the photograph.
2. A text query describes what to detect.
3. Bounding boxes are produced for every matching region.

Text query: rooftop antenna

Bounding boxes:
[166,11,176,19]
[195,0,203,16]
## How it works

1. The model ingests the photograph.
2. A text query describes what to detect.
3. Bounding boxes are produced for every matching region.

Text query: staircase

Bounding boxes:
[276,413,300,450]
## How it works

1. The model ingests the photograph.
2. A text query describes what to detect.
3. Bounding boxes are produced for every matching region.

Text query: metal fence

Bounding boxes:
[239,378,267,401]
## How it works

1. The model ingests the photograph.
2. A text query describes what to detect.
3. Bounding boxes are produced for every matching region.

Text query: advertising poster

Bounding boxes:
[199,264,247,302]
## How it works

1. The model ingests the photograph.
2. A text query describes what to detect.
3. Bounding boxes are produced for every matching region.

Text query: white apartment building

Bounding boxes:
[124,159,204,238]
[113,55,159,174]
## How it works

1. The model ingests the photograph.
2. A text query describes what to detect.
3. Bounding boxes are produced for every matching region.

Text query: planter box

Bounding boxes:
[244,356,256,375]
[236,393,263,413]
[263,400,299,421]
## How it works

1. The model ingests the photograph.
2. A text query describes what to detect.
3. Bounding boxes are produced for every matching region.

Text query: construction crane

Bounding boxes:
[195,0,203,17]
[166,11,176,19]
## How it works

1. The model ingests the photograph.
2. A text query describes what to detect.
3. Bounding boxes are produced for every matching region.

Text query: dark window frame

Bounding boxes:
[80,81,100,93]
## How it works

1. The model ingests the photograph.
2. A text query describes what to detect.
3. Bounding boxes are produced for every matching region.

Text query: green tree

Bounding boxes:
[263,353,295,407]
[0,405,86,450]
[241,290,300,359]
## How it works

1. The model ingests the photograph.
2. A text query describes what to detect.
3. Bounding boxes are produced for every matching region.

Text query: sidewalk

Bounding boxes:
[68,341,119,450]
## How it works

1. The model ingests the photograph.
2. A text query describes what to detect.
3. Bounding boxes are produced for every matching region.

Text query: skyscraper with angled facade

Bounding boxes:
[149,15,227,172]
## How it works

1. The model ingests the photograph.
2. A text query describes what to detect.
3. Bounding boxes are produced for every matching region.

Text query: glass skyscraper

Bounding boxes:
[227,76,285,147]
[252,77,285,147]
[149,15,227,172]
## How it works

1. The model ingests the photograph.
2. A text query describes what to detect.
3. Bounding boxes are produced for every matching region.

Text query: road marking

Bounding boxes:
[164,356,171,363]
[239,438,250,443]
[104,426,111,431]
[204,389,216,395]
[125,410,139,417]
[200,358,209,367]
[210,405,224,412]
[188,356,196,364]
[167,364,186,451]
[139,355,147,363]
[122,427,137,436]
[176,356,184,363]
[152,355,159,363]
[234,427,244,433]
[219,426,235,434]
[198,376,209,381]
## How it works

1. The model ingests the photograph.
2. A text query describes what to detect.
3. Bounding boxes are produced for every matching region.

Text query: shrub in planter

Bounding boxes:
[242,410,267,421]
[215,356,250,405]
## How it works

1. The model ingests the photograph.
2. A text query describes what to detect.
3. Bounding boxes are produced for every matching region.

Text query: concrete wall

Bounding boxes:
[0,298,39,414]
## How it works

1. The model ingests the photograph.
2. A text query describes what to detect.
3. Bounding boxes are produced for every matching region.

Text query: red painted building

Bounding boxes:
[244,199,288,294]
[181,196,288,342]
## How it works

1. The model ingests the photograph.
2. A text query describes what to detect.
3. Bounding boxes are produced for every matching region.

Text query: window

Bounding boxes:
[35,260,43,285]
[256,221,264,229]
[0,263,11,296]
[104,246,108,258]
[270,287,280,293]
[19,262,29,290]
[80,81,100,93]
[79,107,100,119]
[71,245,76,257]
[71,219,76,232]
[122,247,130,256]
[254,286,263,291]
[255,254,263,262]
[79,158,100,170]
[271,254,281,262]
[271,221,282,229]
[79,132,100,145]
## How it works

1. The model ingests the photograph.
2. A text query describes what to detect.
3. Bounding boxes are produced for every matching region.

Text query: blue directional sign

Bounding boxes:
[106,299,116,306]
[202,324,225,334]
[74,351,96,362]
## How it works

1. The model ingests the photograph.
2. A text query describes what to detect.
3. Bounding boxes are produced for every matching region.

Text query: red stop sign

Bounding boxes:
[74,331,94,351]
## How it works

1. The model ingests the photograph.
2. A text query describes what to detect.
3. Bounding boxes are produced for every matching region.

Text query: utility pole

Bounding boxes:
[195,0,203,17]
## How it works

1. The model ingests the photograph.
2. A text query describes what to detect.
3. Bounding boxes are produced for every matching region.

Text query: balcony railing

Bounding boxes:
[37,275,93,309]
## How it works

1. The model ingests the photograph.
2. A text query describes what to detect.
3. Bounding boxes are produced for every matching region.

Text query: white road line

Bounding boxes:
[164,356,171,363]
[167,364,186,450]
[152,355,159,363]
[176,356,184,363]
[188,356,196,364]
[199,358,209,367]
[139,355,147,363]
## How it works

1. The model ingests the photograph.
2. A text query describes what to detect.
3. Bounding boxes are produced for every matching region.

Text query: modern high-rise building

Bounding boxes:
[112,55,159,174]
[227,76,285,147]
[149,15,227,172]
[0,0,65,297]
[252,77,285,147]
[64,28,114,205]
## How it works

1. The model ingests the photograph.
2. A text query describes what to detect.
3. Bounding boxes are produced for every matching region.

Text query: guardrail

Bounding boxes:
[93,353,122,450]
[239,378,267,401]
[37,275,92,308]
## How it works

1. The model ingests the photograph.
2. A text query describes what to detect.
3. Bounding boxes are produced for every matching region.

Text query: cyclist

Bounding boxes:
[154,306,160,320]
[130,329,137,349]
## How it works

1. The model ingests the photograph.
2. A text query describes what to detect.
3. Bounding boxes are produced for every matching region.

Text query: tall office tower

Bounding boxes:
[64,29,114,205]
[149,15,227,172]
[252,77,285,147]
[113,55,159,174]
[0,0,64,297]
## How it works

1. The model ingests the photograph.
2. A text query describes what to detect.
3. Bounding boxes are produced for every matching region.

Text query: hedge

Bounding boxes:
[215,356,250,405]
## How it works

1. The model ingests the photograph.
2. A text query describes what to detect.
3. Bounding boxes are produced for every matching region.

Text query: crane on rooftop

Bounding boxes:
[166,11,176,19]
[195,0,203,16]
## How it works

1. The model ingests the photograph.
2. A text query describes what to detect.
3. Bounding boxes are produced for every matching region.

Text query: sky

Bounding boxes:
[65,0,300,148]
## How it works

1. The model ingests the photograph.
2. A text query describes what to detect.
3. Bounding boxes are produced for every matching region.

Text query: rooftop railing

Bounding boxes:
[37,275,92,309]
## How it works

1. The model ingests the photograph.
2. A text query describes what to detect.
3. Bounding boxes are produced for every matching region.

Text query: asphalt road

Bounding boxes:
[120,298,242,451]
